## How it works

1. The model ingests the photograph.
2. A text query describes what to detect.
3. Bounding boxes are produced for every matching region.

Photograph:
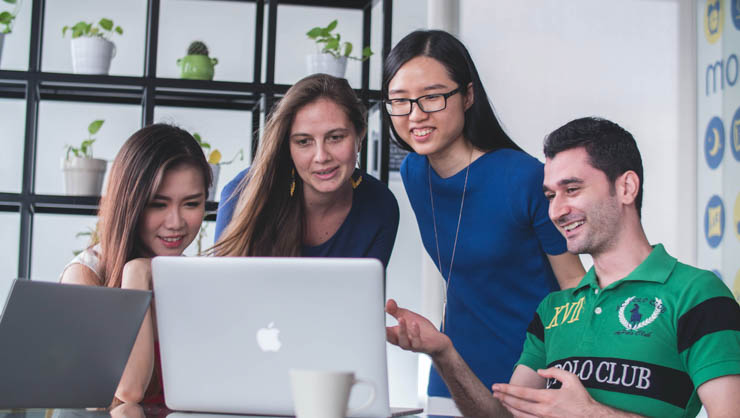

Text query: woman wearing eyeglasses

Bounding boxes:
[382,30,585,414]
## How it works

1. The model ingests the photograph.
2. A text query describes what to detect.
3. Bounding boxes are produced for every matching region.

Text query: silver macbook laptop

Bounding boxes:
[0,279,152,408]
[152,257,422,417]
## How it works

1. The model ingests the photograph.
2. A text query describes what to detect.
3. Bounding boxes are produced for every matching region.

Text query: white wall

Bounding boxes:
[459,0,698,264]
[383,1,429,408]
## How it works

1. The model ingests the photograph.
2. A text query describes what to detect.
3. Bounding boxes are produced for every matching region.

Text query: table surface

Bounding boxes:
[0,406,455,418]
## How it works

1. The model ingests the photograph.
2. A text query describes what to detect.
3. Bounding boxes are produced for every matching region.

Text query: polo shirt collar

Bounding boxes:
[571,244,677,295]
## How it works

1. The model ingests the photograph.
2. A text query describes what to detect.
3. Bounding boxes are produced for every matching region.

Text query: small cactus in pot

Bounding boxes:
[188,40,209,56]
[177,40,218,80]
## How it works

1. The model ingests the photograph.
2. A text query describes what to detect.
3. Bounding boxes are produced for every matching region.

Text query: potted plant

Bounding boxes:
[62,119,108,196]
[193,132,243,201]
[62,18,123,75]
[73,224,99,256]
[195,221,208,255]
[306,19,373,78]
[0,0,21,66]
[177,41,218,80]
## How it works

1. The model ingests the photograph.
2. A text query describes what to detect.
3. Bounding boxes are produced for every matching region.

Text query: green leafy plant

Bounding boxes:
[306,19,372,61]
[196,221,208,256]
[0,0,21,35]
[66,119,104,160]
[62,18,123,40]
[193,132,243,165]
[73,224,99,256]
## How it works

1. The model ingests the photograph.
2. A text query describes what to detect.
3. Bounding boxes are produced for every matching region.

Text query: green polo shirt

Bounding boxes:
[517,244,740,417]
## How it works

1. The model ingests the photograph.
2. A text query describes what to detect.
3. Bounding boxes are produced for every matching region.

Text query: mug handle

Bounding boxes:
[111,43,117,59]
[347,378,376,416]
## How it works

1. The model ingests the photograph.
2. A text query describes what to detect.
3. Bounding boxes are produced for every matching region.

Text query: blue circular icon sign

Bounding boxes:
[705,0,724,43]
[733,0,740,30]
[732,106,740,162]
[705,116,725,169]
[704,195,725,248]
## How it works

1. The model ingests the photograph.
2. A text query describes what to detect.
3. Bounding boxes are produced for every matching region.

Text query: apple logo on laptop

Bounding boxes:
[256,322,281,352]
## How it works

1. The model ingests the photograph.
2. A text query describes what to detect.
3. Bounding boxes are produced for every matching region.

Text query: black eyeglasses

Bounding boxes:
[384,87,462,116]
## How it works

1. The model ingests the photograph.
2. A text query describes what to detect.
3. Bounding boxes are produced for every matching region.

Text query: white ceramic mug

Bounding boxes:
[290,369,376,418]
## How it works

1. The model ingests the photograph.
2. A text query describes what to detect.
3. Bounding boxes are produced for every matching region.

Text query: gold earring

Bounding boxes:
[350,174,362,189]
[290,168,296,197]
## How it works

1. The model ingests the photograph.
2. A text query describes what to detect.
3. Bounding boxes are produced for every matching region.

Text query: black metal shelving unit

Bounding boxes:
[0,0,393,280]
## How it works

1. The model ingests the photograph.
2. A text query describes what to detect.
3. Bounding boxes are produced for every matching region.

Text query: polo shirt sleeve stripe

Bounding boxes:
[677,296,740,353]
[526,312,545,343]
[516,309,548,373]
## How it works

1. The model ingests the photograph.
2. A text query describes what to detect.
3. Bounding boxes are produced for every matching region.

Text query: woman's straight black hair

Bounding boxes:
[382,30,521,153]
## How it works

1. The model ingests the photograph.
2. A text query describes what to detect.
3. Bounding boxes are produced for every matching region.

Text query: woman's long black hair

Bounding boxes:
[382,30,521,153]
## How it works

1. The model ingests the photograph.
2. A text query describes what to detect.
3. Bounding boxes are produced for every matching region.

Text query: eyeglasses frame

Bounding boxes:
[384,87,463,116]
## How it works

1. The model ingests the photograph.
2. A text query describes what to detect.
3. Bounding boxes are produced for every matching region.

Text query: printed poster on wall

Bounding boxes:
[697,0,740,302]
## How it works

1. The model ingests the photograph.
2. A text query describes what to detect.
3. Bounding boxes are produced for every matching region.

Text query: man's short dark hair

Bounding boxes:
[544,117,644,217]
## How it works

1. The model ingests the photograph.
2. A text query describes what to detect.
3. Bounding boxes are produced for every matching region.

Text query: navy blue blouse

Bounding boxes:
[214,168,400,268]
[402,149,567,397]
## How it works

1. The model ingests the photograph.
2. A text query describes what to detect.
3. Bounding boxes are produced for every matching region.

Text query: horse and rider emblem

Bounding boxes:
[617,296,664,331]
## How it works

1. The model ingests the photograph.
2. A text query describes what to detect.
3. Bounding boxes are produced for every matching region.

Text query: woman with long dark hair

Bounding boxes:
[60,124,212,404]
[213,74,399,265]
[382,30,585,413]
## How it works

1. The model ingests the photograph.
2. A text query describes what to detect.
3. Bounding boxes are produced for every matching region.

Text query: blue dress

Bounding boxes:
[215,168,400,268]
[401,149,567,397]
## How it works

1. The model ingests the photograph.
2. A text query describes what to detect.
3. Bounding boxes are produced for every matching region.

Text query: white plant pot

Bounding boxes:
[61,157,107,196]
[0,33,5,67]
[306,53,347,78]
[71,37,116,75]
[208,163,220,201]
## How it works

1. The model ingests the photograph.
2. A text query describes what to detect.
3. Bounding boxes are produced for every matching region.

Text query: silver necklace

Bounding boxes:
[428,158,470,333]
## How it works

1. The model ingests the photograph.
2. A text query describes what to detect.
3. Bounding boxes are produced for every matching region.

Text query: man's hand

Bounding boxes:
[385,299,451,357]
[386,299,508,417]
[492,367,640,418]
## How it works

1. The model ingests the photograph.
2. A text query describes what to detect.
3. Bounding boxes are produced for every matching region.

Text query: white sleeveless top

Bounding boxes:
[60,244,102,281]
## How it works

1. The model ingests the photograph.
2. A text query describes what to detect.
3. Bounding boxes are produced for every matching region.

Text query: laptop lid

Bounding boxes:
[152,257,392,417]
[0,279,152,408]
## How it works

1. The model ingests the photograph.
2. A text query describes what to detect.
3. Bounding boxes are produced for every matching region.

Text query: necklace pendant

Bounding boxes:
[428,160,471,337]
[441,301,447,333]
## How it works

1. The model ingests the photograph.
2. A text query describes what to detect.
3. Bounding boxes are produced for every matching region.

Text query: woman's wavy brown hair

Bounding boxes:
[212,73,366,257]
[95,124,212,288]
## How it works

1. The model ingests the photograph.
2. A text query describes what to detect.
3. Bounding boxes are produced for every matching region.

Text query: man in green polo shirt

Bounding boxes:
[385,117,740,417]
